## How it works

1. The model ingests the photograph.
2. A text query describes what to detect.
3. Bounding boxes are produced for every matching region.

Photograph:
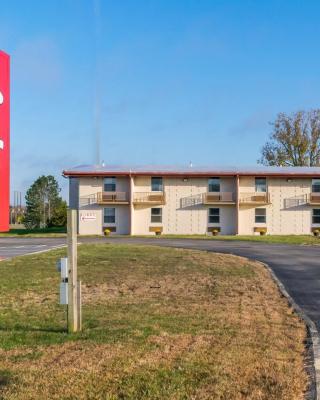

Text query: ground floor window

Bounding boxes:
[209,208,220,223]
[255,208,266,223]
[151,208,162,223]
[313,209,320,224]
[104,208,115,223]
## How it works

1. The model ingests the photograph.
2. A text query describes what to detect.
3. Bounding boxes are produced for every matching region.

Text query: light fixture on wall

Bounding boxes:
[287,178,293,183]
[183,178,188,182]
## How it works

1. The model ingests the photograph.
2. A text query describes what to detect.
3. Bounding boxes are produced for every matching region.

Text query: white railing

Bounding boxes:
[97,191,129,203]
[133,192,166,204]
[203,192,235,203]
[239,192,270,204]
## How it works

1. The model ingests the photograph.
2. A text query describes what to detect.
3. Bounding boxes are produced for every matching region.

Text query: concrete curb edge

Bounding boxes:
[261,262,320,400]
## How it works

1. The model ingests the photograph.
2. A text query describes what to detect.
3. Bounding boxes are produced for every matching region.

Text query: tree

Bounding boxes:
[24,175,65,229]
[48,199,67,227]
[259,109,320,166]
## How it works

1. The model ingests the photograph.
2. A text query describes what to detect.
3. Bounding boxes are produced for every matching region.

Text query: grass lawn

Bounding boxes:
[0,227,67,237]
[143,234,320,245]
[0,244,308,399]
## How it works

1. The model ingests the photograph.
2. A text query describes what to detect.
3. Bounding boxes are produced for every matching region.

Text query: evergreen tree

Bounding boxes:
[24,176,64,229]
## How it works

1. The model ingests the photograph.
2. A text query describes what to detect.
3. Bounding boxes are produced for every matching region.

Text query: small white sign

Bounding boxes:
[0,91,3,105]
[80,212,97,222]
[60,282,68,305]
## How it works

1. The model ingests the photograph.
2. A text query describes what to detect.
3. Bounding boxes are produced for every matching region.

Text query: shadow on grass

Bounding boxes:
[0,370,13,388]
[7,227,67,235]
[0,324,67,333]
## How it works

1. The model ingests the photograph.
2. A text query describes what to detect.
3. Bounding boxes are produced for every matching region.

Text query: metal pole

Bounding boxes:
[67,209,81,332]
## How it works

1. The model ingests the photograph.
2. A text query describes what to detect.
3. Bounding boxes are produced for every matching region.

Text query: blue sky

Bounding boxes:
[1,0,320,200]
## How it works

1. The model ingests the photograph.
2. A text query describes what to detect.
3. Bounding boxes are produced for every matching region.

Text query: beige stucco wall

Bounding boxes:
[72,175,318,236]
[238,177,314,235]
[78,205,130,235]
[77,177,130,235]
[133,177,236,235]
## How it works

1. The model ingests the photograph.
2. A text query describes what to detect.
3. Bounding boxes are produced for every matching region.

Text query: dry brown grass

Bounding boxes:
[0,244,308,399]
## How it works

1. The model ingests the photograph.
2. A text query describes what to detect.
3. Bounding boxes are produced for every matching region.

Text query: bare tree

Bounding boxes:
[259,110,320,166]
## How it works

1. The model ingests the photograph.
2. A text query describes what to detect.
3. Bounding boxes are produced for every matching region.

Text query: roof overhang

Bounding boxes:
[62,170,320,178]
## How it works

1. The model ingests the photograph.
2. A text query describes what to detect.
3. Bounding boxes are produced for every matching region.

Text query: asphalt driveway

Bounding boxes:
[0,237,65,259]
[1,236,320,330]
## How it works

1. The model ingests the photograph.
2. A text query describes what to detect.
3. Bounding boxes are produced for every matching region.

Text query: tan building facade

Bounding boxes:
[63,165,320,236]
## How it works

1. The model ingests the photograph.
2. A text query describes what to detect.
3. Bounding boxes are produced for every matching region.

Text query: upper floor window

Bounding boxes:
[313,209,320,224]
[255,177,266,193]
[104,177,116,192]
[104,207,115,224]
[255,208,266,223]
[208,208,220,223]
[151,177,163,192]
[312,179,320,193]
[208,177,220,192]
[151,208,162,223]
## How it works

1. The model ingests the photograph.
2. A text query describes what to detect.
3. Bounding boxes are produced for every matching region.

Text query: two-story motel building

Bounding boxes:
[63,165,320,236]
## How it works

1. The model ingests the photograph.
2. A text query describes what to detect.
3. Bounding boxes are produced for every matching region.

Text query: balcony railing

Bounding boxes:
[133,192,166,205]
[308,193,320,205]
[203,192,235,204]
[96,191,129,204]
[239,192,271,205]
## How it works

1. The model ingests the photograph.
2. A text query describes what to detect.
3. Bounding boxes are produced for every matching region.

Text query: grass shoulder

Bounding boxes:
[0,227,67,237]
[136,233,320,245]
[0,243,308,399]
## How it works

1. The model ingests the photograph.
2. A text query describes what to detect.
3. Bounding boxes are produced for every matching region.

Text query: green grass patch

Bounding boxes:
[141,233,320,245]
[0,244,308,399]
[0,227,66,237]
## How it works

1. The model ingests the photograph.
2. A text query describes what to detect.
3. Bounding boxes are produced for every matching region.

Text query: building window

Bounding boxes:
[255,178,266,193]
[208,177,220,192]
[312,179,320,193]
[151,177,163,192]
[255,208,266,223]
[104,208,115,223]
[151,208,162,223]
[313,209,320,224]
[104,177,116,192]
[208,208,220,223]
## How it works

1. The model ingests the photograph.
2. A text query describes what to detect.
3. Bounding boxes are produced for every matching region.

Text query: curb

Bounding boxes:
[261,262,320,400]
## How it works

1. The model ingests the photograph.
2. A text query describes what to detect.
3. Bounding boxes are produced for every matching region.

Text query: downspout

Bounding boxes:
[236,175,240,235]
[129,171,134,235]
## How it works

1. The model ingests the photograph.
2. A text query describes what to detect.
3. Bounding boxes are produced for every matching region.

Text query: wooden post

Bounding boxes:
[67,209,81,332]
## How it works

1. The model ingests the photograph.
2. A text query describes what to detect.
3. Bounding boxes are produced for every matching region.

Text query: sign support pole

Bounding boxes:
[67,209,81,332]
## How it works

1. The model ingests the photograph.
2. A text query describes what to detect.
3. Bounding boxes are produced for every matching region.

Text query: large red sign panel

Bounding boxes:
[0,51,10,232]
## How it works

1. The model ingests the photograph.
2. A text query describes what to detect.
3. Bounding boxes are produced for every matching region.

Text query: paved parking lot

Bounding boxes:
[0,237,65,259]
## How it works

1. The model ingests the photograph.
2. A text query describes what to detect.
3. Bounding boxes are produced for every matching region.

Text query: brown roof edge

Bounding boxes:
[62,170,320,178]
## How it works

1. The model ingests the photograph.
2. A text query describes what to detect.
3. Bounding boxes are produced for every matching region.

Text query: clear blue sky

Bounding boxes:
[1,0,320,200]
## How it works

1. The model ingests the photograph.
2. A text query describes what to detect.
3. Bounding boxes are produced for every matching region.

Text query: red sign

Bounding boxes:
[0,51,10,232]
